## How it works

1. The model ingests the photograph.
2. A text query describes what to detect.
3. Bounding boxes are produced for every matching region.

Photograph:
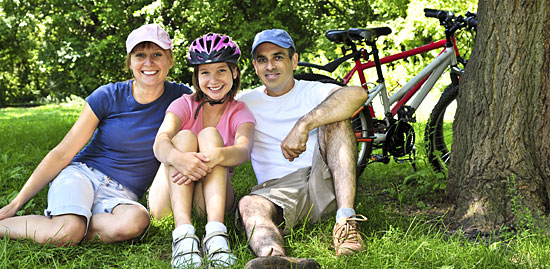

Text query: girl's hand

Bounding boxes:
[170,152,211,185]
[200,148,223,170]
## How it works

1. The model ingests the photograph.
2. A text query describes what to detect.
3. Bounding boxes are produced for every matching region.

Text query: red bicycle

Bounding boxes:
[296,8,478,176]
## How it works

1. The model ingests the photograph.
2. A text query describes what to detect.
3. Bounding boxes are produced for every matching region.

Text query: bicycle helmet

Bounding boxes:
[187,33,241,65]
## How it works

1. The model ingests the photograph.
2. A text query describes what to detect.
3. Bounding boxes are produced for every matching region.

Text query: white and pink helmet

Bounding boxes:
[187,33,241,66]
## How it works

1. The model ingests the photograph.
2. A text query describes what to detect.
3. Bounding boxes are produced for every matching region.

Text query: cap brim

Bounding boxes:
[251,40,293,56]
[127,39,171,54]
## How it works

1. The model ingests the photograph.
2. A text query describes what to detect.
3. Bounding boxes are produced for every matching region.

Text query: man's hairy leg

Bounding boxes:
[238,195,285,256]
[319,120,356,209]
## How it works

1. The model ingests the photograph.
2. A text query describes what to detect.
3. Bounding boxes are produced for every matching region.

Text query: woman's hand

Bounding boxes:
[0,202,19,221]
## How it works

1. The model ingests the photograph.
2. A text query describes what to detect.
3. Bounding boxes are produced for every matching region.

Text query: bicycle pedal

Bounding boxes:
[370,154,390,164]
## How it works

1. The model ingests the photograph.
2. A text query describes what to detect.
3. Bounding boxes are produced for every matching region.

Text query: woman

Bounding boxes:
[0,24,191,245]
[148,33,255,268]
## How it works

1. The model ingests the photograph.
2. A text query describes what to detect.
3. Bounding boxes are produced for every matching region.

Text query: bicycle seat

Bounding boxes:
[326,27,392,44]
[347,27,392,43]
[325,30,349,44]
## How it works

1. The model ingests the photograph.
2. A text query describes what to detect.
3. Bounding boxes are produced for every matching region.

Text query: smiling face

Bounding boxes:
[197,62,237,101]
[128,42,173,88]
[252,42,298,97]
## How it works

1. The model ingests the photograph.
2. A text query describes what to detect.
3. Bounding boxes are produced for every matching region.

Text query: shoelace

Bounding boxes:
[334,215,368,244]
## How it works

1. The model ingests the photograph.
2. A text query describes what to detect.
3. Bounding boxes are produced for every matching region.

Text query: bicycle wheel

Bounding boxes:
[352,108,374,177]
[424,84,458,172]
[294,73,373,177]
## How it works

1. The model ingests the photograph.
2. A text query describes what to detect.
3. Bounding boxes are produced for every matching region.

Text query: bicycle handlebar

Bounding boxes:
[463,12,478,28]
[424,8,478,31]
[424,8,455,23]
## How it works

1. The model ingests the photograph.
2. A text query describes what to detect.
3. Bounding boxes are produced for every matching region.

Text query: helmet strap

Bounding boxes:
[193,96,227,119]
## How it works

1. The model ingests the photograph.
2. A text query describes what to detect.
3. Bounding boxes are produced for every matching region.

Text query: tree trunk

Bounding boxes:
[448,0,550,231]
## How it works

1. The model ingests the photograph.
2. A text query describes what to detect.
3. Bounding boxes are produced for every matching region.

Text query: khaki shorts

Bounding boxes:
[245,145,337,228]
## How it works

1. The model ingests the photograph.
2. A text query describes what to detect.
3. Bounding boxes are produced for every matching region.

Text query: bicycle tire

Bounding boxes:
[352,108,374,177]
[424,84,458,172]
[294,73,374,177]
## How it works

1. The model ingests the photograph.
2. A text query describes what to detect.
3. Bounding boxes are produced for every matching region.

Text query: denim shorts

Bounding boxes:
[44,162,147,227]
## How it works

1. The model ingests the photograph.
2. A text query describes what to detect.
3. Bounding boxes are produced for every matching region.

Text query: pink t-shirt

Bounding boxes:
[166,95,256,147]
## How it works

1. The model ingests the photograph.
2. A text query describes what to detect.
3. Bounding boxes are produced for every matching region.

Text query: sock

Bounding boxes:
[204,221,229,251]
[173,224,196,241]
[204,221,235,265]
[336,208,356,221]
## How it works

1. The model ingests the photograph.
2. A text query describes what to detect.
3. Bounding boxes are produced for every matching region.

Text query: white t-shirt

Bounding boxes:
[237,79,338,184]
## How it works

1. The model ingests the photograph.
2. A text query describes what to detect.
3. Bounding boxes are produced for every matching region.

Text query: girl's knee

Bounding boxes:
[172,130,197,144]
[198,127,223,146]
[172,130,198,152]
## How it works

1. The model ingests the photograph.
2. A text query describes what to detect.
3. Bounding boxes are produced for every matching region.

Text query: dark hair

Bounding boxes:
[191,62,241,102]
[125,41,174,71]
[287,47,295,59]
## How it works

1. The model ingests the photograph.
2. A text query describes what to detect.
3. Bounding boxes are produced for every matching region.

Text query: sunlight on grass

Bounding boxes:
[1,103,549,268]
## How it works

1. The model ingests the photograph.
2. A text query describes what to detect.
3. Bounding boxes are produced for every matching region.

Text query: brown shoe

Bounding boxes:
[333,214,368,256]
[244,256,320,269]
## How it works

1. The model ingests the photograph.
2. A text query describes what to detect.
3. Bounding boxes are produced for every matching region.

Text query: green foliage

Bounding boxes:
[0,0,153,107]
[1,0,477,107]
[507,177,550,233]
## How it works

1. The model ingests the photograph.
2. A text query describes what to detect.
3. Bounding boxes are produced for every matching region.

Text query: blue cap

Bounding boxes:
[251,29,295,57]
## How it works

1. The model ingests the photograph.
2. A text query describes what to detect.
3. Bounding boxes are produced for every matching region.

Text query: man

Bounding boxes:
[237,29,368,268]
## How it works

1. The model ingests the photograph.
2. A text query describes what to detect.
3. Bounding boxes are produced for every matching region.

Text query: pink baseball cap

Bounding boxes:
[125,24,173,54]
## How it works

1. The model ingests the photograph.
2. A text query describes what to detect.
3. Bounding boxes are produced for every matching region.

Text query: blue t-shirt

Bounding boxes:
[73,80,191,197]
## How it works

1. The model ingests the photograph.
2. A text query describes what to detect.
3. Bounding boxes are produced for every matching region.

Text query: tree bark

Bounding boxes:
[448,0,550,231]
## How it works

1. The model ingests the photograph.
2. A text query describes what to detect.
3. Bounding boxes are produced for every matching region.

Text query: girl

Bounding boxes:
[148,33,255,268]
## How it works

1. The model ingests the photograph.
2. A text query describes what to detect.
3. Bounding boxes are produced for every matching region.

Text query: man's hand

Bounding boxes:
[281,123,309,162]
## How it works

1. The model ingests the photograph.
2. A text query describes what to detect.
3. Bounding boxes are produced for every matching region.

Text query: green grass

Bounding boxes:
[1,102,549,268]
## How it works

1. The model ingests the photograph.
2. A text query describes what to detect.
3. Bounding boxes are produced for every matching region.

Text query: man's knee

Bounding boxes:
[239,195,270,218]
[239,195,283,225]
[318,120,355,158]
[238,195,258,217]
[320,120,352,139]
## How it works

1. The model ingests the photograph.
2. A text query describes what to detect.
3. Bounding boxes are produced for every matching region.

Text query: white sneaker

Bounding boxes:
[172,233,202,268]
[202,231,236,268]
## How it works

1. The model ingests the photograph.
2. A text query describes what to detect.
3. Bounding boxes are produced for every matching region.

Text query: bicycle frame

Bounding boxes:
[347,38,460,119]
[367,43,458,122]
